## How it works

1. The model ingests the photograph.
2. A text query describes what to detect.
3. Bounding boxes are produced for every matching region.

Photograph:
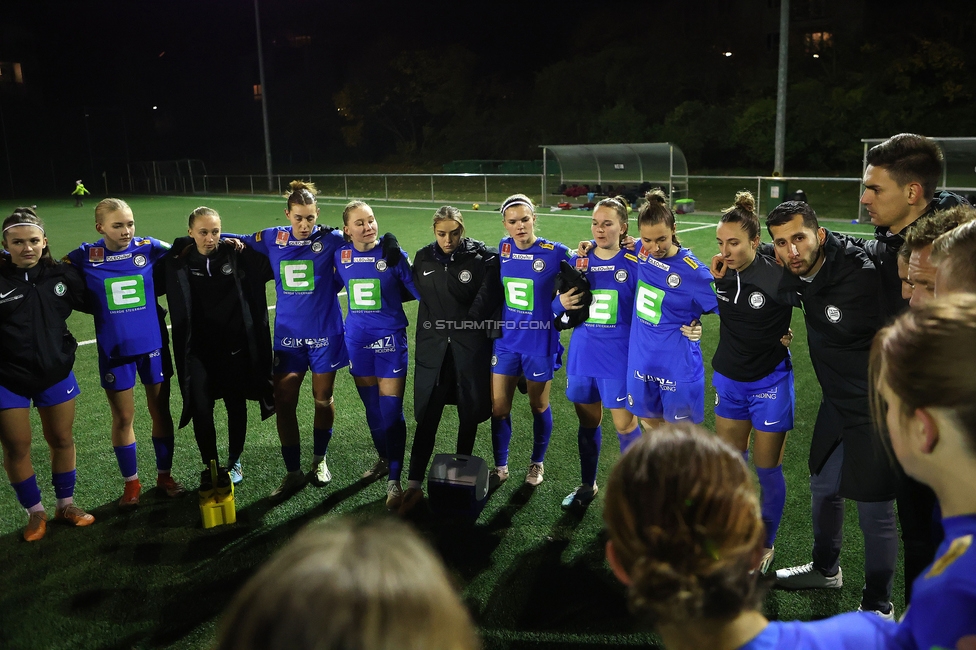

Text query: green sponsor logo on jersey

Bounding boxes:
[635,280,665,325]
[280,260,315,292]
[588,289,618,324]
[104,275,146,310]
[503,277,534,311]
[348,278,382,310]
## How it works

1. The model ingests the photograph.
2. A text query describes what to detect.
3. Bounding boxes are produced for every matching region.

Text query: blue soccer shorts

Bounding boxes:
[346,330,408,379]
[0,372,81,409]
[274,334,349,375]
[626,369,704,423]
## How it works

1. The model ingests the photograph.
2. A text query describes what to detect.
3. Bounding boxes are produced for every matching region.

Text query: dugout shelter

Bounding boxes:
[540,143,689,205]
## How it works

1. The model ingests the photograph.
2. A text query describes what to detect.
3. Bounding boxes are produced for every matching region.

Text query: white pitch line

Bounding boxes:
[76,291,349,348]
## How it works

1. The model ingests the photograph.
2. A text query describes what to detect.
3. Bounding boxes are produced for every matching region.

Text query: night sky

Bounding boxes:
[2,0,974,194]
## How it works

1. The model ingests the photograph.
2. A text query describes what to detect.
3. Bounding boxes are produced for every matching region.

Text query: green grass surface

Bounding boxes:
[0,195,885,650]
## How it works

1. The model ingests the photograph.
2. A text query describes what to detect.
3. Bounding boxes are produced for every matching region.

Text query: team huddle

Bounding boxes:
[2,133,975,649]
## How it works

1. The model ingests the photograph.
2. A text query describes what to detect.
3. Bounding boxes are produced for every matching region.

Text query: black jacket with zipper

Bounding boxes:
[0,258,87,396]
[411,238,500,425]
[164,239,274,428]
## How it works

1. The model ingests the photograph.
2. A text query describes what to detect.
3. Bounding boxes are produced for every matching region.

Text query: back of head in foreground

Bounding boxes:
[870,293,976,512]
[603,423,766,630]
[217,517,480,650]
[869,294,976,650]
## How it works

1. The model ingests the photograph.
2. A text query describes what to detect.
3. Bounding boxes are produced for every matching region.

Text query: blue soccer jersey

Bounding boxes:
[66,237,169,358]
[895,514,976,650]
[628,247,718,383]
[739,612,896,649]
[334,244,419,344]
[565,248,637,379]
[239,225,346,348]
[496,236,570,357]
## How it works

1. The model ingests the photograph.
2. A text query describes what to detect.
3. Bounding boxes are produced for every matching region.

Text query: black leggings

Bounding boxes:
[188,356,248,467]
[407,347,480,482]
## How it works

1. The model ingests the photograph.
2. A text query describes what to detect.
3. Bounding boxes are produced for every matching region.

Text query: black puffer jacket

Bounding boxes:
[412,238,500,425]
[0,258,87,395]
[164,239,274,428]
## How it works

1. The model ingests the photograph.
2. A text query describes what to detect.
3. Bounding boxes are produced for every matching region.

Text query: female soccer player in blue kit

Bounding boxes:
[557,197,640,508]
[490,193,571,488]
[872,295,976,650]
[710,191,796,574]
[0,209,96,541]
[603,423,897,650]
[335,201,420,510]
[627,189,718,429]
[66,198,184,508]
[234,181,348,499]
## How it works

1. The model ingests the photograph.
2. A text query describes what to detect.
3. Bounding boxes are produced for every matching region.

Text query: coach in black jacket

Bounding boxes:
[400,207,501,513]
[766,201,898,617]
[165,225,274,480]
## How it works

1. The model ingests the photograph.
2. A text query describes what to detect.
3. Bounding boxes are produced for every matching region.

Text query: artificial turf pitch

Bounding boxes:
[0,194,891,649]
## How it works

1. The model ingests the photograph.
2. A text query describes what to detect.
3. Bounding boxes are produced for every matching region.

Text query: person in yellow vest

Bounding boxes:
[72,180,90,207]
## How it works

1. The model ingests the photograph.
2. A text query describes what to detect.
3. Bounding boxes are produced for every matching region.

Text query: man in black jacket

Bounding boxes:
[860,134,971,602]
[766,201,898,619]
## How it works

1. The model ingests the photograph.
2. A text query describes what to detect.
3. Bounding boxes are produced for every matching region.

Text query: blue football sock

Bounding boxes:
[617,425,641,454]
[313,427,333,457]
[379,395,406,482]
[756,464,786,548]
[531,406,553,464]
[11,474,42,510]
[491,415,512,467]
[151,436,175,473]
[357,385,385,456]
[578,426,601,486]
[51,470,76,499]
[280,444,301,473]
[114,442,139,479]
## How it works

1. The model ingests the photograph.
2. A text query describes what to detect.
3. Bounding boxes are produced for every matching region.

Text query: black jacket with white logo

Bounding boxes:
[712,250,795,382]
[778,230,895,501]
[412,239,500,425]
[0,259,87,395]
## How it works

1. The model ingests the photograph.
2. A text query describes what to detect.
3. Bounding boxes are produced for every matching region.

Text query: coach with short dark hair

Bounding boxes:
[765,201,898,620]
[860,133,971,602]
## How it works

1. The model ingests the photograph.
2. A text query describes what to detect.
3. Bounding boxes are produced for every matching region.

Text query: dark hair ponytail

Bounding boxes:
[637,189,680,247]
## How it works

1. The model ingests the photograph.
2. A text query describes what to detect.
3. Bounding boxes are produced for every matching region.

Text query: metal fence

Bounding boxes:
[126,173,549,208]
[684,175,864,223]
[118,168,876,223]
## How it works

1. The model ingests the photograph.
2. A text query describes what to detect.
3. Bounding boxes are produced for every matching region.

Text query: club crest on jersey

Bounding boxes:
[532,259,546,272]
[105,372,116,384]
[341,249,352,264]
[627,394,634,406]
[311,241,323,253]
[276,231,290,246]
[221,263,233,275]
[458,270,472,283]
[615,269,628,283]
[491,354,498,367]
[501,243,511,258]
[133,254,147,267]
[749,291,765,309]
[88,247,105,263]
[54,282,66,296]
[666,273,681,288]
[715,393,720,406]
[375,260,388,272]
[825,305,842,323]
[575,257,588,271]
